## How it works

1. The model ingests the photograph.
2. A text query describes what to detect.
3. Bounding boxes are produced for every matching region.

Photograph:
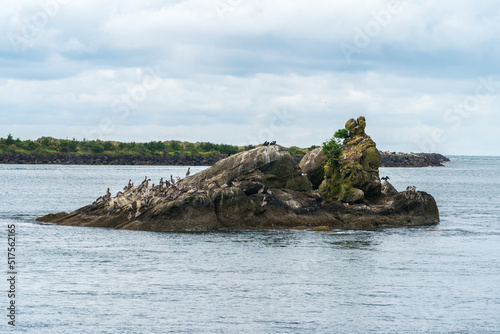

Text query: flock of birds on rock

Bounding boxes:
[92,167,192,207]
[90,165,273,217]
[91,169,420,217]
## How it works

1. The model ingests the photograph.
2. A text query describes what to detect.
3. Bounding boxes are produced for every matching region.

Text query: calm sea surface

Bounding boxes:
[0,157,499,333]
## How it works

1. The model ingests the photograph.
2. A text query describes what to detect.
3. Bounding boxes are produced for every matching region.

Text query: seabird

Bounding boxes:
[170,175,175,184]
[263,141,269,146]
[185,167,191,177]
[93,195,104,205]
[405,186,417,199]
[103,188,111,201]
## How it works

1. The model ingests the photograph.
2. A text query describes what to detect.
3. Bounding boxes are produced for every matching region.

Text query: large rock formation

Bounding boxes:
[319,116,381,204]
[37,118,440,231]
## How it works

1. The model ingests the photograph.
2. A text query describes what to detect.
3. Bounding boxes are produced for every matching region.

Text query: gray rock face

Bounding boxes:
[381,181,398,196]
[37,144,440,232]
[299,147,326,189]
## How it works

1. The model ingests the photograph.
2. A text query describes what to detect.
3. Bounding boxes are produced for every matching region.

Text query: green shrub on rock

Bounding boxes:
[320,117,381,204]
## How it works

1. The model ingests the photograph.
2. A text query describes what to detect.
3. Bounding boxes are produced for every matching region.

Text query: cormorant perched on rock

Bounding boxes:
[185,167,191,177]
[103,188,111,201]
[92,196,104,206]
[381,176,390,182]
[270,141,276,145]
[263,141,269,146]
[123,179,133,191]
[140,176,150,188]
[405,185,417,199]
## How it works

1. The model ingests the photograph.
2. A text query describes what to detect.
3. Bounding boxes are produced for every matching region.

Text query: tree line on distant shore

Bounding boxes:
[0,134,246,157]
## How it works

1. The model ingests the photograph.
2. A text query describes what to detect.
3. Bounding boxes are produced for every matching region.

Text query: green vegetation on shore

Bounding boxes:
[0,134,246,157]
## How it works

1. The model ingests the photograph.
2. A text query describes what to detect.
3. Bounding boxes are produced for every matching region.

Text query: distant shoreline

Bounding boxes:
[0,151,449,167]
[0,153,222,166]
[379,152,450,167]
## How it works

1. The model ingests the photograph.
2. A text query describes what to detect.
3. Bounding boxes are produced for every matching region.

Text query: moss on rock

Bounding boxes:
[321,116,382,203]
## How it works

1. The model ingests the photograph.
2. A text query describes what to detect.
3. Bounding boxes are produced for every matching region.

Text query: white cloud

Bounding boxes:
[1,0,500,155]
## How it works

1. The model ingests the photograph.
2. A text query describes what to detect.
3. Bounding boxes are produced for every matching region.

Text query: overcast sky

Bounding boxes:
[1,0,499,155]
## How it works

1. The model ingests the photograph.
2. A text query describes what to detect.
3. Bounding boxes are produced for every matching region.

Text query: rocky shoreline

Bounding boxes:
[1,151,448,167]
[380,152,450,167]
[0,152,222,166]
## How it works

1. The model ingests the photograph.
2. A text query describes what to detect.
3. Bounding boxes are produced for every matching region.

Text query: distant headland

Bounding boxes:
[0,134,448,167]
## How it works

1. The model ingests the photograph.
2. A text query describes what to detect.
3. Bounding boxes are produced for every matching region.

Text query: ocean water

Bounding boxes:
[0,157,499,333]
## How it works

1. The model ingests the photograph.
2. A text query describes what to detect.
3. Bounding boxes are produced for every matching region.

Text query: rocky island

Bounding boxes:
[380,152,450,167]
[37,117,440,231]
